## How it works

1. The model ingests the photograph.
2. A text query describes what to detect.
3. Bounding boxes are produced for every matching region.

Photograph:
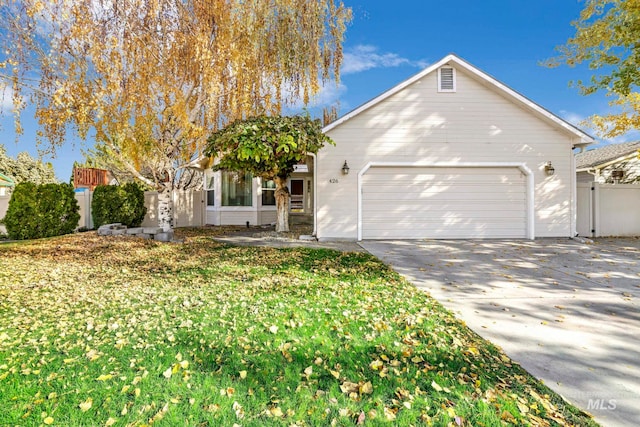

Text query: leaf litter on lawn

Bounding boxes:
[0,230,597,426]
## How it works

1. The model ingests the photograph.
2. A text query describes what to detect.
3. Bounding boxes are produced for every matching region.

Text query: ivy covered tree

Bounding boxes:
[206,115,332,232]
[0,144,57,187]
[550,0,640,137]
[0,0,350,231]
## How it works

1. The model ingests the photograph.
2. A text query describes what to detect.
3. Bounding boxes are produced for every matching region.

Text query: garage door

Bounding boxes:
[361,166,527,239]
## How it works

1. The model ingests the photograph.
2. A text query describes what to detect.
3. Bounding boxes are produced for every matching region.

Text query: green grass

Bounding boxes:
[0,229,597,426]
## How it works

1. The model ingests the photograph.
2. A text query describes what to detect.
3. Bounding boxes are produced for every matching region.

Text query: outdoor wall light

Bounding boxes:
[544,161,555,176]
[342,160,350,175]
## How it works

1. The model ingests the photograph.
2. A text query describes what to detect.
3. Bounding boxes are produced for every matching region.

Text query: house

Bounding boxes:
[575,141,640,184]
[316,54,594,240]
[202,156,315,226]
[0,172,14,196]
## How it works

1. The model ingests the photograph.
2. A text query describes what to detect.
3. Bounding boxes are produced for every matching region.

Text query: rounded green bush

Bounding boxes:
[92,183,147,228]
[2,182,80,240]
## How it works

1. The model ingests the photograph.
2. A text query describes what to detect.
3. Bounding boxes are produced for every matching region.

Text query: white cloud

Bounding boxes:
[559,110,587,127]
[0,84,15,111]
[308,80,347,107]
[342,45,428,75]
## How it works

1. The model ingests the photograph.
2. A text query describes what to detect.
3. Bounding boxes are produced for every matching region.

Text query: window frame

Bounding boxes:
[261,179,276,207]
[221,170,253,207]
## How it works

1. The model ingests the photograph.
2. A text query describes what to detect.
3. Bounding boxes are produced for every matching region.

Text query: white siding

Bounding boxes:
[0,194,9,234]
[318,66,577,240]
[362,167,526,239]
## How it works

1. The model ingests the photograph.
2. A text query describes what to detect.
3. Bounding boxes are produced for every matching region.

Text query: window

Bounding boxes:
[261,179,276,206]
[438,67,456,92]
[221,171,253,206]
[204,172,215,206]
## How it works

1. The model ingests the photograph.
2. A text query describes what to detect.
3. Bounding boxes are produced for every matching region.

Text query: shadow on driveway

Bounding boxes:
[360,238,640,427]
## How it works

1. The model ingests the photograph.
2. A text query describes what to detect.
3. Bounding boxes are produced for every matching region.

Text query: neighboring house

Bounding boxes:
[575,141,640,184]
[316,54,594,240]
[0,172,15,196]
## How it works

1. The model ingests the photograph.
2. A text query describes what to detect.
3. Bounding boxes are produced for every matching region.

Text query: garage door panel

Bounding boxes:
[364,191,526,201]
[362,167,527,239]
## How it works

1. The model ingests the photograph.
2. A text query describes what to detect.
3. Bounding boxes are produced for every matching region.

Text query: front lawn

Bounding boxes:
[0,230,596,426]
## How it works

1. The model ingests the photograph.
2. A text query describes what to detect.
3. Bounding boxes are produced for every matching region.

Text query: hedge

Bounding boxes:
[2,182,80,240]
[92,183,147,228]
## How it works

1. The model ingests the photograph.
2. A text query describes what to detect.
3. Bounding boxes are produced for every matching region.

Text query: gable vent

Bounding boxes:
[438,67,456,92]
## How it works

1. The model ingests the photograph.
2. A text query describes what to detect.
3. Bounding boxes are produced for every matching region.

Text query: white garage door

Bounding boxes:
[362,166,527,239]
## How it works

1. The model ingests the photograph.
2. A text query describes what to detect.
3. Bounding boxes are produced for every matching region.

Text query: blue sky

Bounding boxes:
[0,0,634,181]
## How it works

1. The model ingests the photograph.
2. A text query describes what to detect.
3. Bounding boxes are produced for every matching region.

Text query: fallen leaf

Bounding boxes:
[162,366,172,379]
[79,397,93,412]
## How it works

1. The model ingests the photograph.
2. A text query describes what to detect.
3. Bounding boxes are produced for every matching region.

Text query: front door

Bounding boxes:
[290,179,304,213]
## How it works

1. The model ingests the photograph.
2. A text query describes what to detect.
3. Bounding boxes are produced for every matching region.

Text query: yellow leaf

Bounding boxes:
[360,381,373,394]
[162,367,172,379]
[105,417,117,426]
[304,366,313,376]
[179,360,189,369]
[431,380,443,392]
[97,374,113,381]
[43,416,54,425]
[269,406,284,417]
[330,370,340,379]
[269,325,278,334]
[369,360,383,371]
[239,370,247,379]
[383,407,396,421]
[79,397,93,412]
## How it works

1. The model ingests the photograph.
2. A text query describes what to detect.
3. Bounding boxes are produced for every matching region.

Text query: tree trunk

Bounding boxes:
[274,176,290,233]
[157,185,173,232]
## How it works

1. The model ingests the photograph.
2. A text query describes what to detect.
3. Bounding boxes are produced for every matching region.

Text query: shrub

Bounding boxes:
[3,182,80,240]
[92,183,147,228]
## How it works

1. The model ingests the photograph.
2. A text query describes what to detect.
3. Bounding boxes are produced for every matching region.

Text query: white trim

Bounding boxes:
[323,54,594,144]
[357,161,535,241]
[308,153,318,236]
[570,148,577,237]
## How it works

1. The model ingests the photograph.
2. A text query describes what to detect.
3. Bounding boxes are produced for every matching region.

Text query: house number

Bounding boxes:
[329,178,339,183]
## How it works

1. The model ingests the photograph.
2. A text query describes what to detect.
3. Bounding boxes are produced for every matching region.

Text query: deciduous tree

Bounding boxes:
[550,0,640,137]
[207,115,332,232]
[0,0,350,230]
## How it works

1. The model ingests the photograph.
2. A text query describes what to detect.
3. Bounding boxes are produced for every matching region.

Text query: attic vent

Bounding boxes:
[438,67,456,92]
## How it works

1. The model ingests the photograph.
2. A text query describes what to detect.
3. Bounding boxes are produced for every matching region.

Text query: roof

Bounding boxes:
[575,141,640,170]
[0,172,15,188]
[324,54,594,144]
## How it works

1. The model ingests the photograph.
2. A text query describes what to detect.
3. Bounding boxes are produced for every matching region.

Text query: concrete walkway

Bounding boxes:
[360,238,640,427]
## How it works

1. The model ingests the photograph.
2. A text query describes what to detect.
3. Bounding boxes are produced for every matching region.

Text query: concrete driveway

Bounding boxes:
[360,238,640,427]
